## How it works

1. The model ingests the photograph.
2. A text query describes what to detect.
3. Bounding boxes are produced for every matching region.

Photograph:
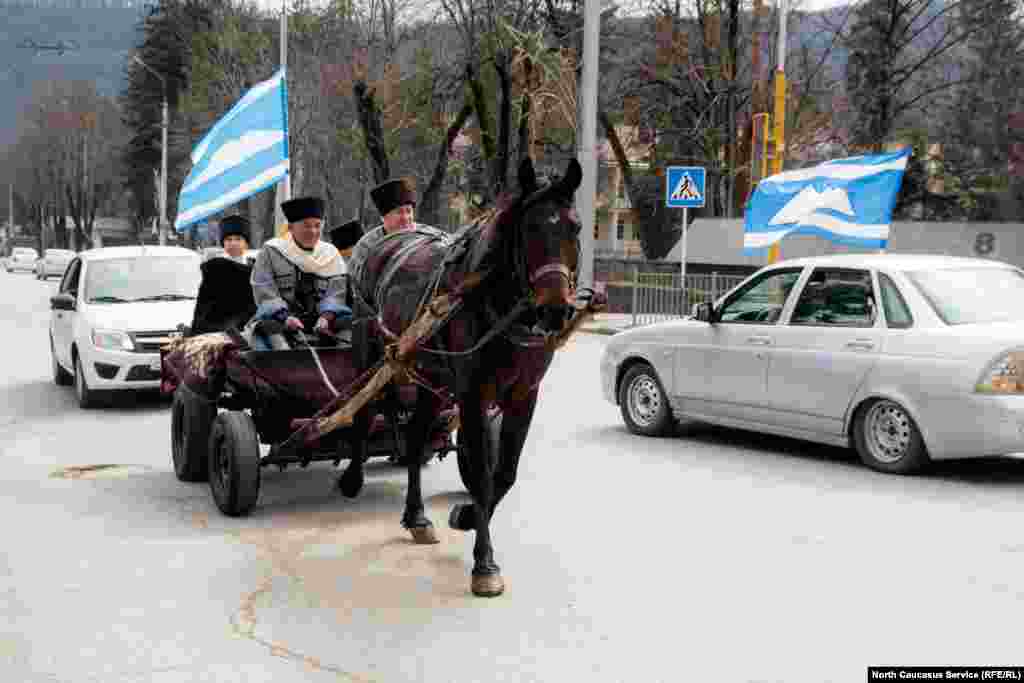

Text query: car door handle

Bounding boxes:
[845,339,876,351]
[746,336,772,346]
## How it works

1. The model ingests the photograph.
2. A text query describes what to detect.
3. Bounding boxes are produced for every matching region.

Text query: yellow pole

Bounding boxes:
[767,0,788,265]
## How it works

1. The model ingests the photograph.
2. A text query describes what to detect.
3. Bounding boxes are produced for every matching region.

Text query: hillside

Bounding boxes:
[0,1,146,146]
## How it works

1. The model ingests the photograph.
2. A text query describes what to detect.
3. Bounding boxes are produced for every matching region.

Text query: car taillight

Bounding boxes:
[976,350,1024,394]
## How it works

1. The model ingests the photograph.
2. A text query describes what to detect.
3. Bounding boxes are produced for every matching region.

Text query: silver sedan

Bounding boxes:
[601,254,1024,474]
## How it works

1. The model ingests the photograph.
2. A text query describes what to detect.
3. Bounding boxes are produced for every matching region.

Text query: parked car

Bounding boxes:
[6,247,39,273]
[601,254,1024,474]
[49,245,201,408]
[35,248,75,280]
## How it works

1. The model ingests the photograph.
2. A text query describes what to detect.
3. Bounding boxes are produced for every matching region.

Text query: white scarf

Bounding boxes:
[264,234,346,277]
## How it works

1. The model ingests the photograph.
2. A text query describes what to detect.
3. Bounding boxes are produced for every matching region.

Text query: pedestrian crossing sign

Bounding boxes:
[666,166,706,208]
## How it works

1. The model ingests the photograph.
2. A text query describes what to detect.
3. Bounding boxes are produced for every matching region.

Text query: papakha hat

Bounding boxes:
[369,177,416,217]
[328,219,364,251]
[218,214,250,244]
[281,196,325,223]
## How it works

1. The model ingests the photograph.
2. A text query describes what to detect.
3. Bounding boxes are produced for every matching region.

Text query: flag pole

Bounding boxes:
[767,0,788,264]
[274,0,290,240]
[575,0,601,291]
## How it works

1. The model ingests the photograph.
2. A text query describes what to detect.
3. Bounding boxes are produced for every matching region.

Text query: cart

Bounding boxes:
[161,331,458,517]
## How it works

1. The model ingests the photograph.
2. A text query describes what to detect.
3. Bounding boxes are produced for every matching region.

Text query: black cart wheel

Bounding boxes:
[208,411,261,517]
[171,385,216,482]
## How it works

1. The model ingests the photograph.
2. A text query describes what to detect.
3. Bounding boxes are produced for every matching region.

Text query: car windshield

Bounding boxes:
[905,267,1024,325]
[84,256,200,304]
[13,249,37,258]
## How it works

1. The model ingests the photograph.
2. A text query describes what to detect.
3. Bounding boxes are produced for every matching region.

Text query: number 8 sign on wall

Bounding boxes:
[973,231,997,258]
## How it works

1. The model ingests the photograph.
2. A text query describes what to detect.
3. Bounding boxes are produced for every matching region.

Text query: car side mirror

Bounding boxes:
[50,293,76,311]
[691,302,716,323]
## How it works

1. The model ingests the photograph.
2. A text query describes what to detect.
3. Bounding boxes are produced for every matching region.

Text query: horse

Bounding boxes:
[340,156,584,597]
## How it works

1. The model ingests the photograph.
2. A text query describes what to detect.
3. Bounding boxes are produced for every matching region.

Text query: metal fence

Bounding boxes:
[598,266,748,327]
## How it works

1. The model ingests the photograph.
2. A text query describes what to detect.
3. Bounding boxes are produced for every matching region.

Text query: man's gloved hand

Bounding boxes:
[285,316,305,331]
[315,314,335,335]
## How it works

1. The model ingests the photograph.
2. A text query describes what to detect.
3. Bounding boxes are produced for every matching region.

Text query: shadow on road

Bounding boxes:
[575,421,1024,487]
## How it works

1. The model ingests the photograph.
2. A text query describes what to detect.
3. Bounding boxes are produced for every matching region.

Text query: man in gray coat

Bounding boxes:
[245,196,351,350]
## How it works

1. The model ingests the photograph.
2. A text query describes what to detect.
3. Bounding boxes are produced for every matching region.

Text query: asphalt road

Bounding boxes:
[3,268,1024,683]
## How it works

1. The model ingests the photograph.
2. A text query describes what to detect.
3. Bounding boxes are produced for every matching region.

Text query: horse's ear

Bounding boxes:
[560,158,583,195]
[518,156,538,195]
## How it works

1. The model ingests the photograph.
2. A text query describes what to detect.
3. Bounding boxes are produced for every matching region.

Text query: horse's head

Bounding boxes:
[505,156,583,334]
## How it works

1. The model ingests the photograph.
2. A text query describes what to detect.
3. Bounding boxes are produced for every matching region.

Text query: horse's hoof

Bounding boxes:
[337,468,364,498]
[409,525,440,544]
[471,572,505,597]
[448,503,475,531]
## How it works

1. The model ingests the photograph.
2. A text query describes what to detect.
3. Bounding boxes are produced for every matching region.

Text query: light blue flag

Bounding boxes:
[174,68,289,232]
[743,148,910,254]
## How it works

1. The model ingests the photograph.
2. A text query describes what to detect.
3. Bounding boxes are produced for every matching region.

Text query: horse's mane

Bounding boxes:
[454,172,572,275]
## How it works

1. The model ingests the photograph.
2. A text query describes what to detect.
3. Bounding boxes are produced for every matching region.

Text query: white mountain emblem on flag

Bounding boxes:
[671,173,702,201]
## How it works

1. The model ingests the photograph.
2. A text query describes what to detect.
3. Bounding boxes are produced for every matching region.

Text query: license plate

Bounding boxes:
[150,358,162,372]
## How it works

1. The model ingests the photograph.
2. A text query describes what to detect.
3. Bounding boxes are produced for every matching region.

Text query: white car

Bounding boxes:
[49,246,201,408]
[36,248,75,280]
[601,254,1024,474]
[7,247,39,273]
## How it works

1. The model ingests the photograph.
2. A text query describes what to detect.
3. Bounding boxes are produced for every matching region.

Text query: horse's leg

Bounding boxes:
[338,318,378,498]
[337,408,369,498]
[451,386,503,596]
[490,389,537,514]
[401,387,440,544]
[450,391,536,532]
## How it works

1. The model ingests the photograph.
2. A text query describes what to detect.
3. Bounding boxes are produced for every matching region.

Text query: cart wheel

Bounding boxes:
[208,411,261,517]
[171,385,216,482]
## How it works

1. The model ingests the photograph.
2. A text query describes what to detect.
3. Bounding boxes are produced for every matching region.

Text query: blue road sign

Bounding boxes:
[666,166,706,208]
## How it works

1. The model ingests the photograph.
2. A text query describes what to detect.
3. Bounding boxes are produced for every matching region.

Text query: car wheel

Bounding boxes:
[618,363,676,437]
[74,354,101,409]
[171,385,216,482]
[853,399,929,474]
[51,337,72,386]
[208,411,261,517]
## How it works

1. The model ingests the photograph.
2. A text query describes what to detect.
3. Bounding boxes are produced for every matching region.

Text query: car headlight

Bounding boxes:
[976,350,1024,394]
[92,329,134,351]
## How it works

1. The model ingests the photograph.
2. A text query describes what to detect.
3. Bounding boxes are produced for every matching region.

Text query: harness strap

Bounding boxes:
[529,263,572,285]
[413,297,533,358]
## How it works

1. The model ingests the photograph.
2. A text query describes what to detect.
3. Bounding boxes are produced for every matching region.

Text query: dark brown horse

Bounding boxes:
[341,156,583,596]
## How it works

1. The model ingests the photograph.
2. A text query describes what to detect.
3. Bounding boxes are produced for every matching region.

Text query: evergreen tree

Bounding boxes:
[120,0,215,235]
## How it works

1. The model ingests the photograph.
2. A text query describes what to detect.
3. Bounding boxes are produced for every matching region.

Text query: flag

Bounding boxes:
[174,68,289,232]
[743,148,910,254]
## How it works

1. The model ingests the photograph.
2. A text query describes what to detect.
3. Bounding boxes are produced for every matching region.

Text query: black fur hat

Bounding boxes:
[219,214,250,245]
[281,196,325,223]
[370,178,416,217]
[328,219,364,251]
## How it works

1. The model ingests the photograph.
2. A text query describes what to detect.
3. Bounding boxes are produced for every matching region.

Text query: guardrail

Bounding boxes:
[599,267,747,327]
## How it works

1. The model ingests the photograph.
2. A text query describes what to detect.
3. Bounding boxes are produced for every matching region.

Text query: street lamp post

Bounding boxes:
[133,55,169,246]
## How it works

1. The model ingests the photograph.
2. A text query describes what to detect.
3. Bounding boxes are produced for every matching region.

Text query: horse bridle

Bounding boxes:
[507,197,582,335]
